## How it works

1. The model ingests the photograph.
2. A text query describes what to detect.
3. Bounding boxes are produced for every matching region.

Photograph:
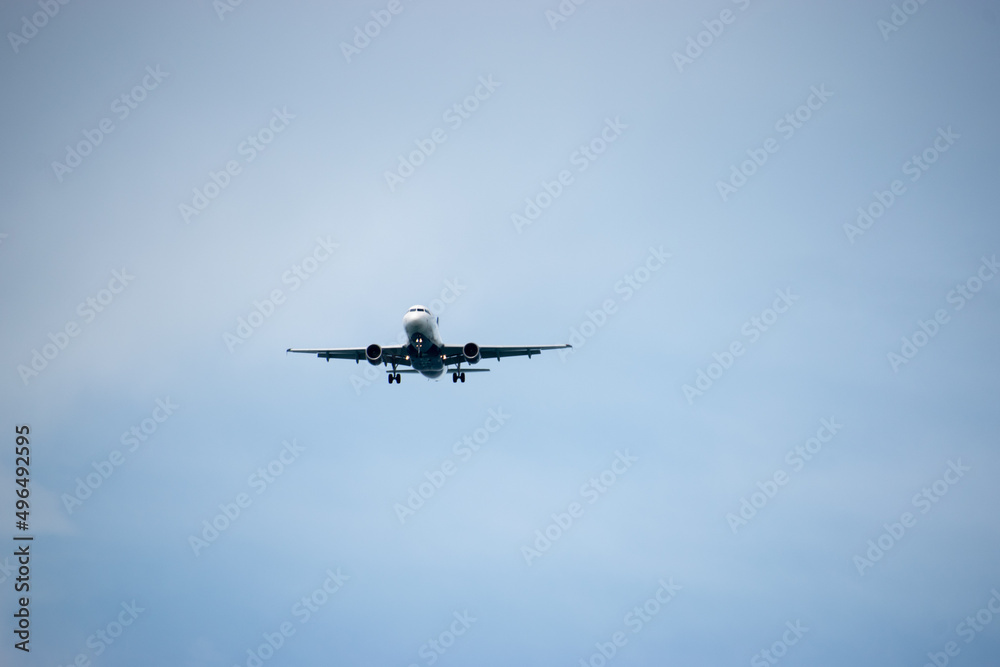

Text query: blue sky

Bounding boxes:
[1,1,999,665]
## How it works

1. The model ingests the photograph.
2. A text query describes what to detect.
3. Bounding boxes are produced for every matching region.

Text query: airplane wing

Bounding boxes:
[439,344,571,366]
[286,346,411,367]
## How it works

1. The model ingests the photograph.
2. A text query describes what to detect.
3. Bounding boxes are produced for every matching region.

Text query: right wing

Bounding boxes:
[438,344,571,366]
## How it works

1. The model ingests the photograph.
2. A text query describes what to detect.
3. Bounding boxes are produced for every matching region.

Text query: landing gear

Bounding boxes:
[388,373,401,384]
[452,372,466,383]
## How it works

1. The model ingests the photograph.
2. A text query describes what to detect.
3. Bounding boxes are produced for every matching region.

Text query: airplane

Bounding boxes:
[287,305,571,384]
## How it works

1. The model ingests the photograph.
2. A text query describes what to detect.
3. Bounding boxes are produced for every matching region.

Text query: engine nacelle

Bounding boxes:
[366,343,382,365]
[462,342,481,364]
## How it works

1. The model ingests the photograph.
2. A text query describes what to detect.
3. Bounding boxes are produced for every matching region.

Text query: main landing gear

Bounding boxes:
[452,372,466,383]
[387,373,401,384]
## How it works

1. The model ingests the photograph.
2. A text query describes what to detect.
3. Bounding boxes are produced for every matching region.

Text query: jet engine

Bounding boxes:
[462,342,481,364]
[366,343,382,365]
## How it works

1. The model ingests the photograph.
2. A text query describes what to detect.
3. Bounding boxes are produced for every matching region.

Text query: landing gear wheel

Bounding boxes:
[452,373,458,383]
[395,373,401,383]
[460,372,466,383]
[387,373,394,384]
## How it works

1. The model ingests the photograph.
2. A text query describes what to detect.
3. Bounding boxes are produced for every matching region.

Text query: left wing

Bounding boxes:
[286,346,411,367]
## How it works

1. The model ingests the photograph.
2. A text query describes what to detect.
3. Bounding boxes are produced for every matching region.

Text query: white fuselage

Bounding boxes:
[402,305,446,378]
